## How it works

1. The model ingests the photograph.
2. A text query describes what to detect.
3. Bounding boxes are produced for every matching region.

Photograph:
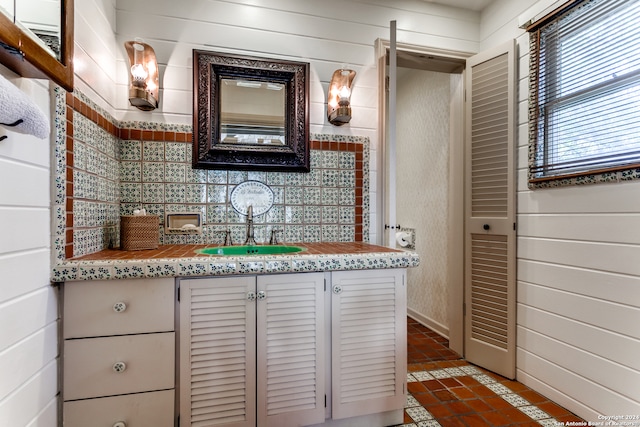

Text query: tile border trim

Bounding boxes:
[403,366,562,426]
[53,89,371,267]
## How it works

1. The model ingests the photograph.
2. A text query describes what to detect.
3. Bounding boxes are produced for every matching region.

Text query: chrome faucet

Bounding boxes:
[269,228,281,245]
[244,205,257,245]
[222,230,233,246]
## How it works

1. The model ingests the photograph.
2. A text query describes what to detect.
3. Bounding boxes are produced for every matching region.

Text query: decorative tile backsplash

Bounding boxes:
[118,138,366,247]
[70,108,121,256]
[54,90,369,260]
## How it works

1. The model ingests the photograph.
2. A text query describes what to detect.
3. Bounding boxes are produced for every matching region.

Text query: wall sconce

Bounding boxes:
[124,39,159,111]
[327,69,356,126]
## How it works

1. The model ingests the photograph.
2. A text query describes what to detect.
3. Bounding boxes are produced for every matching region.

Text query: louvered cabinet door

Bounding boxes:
[330,269,407,420]
[256,273,326,427]
[179,276,256,427]
[464,39,516,379]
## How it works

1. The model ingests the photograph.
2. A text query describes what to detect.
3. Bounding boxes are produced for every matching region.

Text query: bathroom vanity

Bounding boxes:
[55,243,419,427]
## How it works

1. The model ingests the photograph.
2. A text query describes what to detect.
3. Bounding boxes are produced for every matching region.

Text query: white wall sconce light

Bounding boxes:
[327,69,356,126]
[124,39,159,111]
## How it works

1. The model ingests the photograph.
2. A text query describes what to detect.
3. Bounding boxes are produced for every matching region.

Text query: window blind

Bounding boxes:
[528,0,640,182]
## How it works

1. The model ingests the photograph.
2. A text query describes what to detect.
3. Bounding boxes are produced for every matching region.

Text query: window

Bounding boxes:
[528,0,640,183]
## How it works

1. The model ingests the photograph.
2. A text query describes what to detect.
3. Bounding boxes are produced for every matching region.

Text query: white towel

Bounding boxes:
[0,74,50,139]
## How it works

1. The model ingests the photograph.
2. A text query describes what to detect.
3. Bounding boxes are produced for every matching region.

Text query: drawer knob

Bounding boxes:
[112,361,127,373]
[113,302,127,313]
[113,422,126,427]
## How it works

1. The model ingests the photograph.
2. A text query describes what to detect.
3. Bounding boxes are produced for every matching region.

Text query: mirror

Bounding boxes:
[220,78,286,146]
[0,0,73,91]
[193,50,310,172]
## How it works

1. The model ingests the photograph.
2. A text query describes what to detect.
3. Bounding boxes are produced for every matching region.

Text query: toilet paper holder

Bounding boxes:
[395,228,415,250]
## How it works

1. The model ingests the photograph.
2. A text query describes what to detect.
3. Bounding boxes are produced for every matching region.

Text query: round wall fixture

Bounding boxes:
[230,180,275,216]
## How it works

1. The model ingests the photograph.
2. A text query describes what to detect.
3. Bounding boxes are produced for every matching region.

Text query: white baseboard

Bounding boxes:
[407,308,449,339]
[309,410,403,427]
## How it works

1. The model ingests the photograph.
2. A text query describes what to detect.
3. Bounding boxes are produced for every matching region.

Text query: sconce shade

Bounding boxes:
[327,69,355,126]
[124,40,159,111]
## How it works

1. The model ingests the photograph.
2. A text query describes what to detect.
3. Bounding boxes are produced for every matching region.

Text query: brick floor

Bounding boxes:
[395,318,585,426]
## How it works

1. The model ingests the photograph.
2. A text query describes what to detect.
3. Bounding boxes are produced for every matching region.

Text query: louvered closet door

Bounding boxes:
[256,273,325,427]
[464,40,516,379]
[179,276,256,427]
[331,269,407,420]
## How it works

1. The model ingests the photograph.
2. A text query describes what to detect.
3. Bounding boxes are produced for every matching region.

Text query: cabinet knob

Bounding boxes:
[113,302,127,313]
[333,285,343,294]
[112,361,127,373]
[257,291,266,301]
[483,224,490,231]
[113,422,126,427]
[247,292,256,301]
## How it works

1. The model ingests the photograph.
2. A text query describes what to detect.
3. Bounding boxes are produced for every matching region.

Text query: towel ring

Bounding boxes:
[0,119,25,141]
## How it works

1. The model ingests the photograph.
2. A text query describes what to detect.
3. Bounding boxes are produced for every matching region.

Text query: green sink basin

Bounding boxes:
[197,245,306,256]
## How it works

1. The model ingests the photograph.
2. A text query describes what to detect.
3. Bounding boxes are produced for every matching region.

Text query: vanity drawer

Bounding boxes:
[64,389,174,427]
[63,332,174,401]
[63,278,174,338]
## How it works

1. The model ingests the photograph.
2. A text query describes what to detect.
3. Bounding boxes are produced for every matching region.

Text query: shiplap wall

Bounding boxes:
[74,0,119,116]
[480,0,640,419]
[1,0,637,424]
[105,0,480,243]
[112,0,481,124]
[0,68,57,426]
[73,0,640,421]
[2,0,635,424]
[0,3,114,424]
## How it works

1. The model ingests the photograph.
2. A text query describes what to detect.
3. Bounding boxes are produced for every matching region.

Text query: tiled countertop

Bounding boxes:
[52,242,420,282]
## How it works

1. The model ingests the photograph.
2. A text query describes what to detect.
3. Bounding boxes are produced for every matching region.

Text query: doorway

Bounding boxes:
[396,66,461,340]
[377,38,518,379]
[376,40,469,355]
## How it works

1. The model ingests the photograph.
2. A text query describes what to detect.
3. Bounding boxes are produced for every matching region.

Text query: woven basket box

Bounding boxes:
[120,215,159,250]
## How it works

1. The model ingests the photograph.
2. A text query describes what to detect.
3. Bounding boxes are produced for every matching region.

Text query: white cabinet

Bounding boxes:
[178,273,326,427]
[178,275,256,427]
[62,278,176,427]
[64,333,175,400]
[178,269,407,427]
[61,268,406,427]
[330,269,406,421]
[63,277,175,338]
[64,390,175,426]
[256,274,326,427]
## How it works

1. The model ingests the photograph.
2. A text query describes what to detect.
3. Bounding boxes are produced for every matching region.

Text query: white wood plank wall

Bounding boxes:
[482,0,640,420]
[74,0,119,117]
[2,0,638,424]
[10,0,637,423]
[103,0,480,243]
[0,69,58,426]
[112,0,480,125]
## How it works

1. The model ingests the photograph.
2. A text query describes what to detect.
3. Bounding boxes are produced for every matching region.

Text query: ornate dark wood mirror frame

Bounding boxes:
[193,50,310,172]
[0,0,74,91]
